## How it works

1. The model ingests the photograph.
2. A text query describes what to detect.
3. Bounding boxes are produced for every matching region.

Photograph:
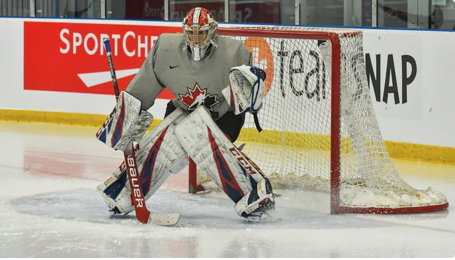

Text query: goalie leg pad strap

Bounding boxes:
[175,106,266,203]
[97,108,189,214]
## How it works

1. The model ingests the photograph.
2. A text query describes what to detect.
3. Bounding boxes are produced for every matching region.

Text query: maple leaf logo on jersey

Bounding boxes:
[179,83,220,112]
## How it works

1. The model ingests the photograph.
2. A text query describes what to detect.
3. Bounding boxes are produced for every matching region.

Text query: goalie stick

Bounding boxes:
[102,38,180,226]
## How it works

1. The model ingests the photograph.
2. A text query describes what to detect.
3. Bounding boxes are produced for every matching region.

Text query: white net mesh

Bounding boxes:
[202,26,447,212]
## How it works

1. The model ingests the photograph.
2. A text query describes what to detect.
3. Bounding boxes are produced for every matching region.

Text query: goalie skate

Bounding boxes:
[235,179,278,220]
[241,199,281,223]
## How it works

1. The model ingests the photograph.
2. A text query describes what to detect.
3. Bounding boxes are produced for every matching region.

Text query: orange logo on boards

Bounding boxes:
[244,37,274,95]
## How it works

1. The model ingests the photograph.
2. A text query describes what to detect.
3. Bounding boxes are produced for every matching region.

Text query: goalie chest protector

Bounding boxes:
[152,33,251,119]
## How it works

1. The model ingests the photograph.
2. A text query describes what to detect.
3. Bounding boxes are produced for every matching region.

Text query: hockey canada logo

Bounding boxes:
[179,83,220,113]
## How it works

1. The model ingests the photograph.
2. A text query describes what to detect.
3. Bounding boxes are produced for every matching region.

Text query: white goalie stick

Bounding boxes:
[102,38,180,226]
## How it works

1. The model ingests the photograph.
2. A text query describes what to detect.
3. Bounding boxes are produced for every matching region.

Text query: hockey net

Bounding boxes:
[191,26,448,214]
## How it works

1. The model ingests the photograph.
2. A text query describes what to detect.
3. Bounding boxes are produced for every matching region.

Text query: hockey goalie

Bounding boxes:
[95,7,277,221]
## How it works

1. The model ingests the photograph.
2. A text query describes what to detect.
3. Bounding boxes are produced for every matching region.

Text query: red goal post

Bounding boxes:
[188,26,449,214]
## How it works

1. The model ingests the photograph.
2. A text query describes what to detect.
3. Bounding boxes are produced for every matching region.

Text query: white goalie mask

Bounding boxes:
[183,7,218,61]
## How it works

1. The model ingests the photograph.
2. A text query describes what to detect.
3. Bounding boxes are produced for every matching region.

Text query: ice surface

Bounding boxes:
[0,122,454,257]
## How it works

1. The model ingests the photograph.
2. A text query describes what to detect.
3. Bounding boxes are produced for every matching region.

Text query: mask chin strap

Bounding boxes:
[190,44,215,61]
[192,46,202,61]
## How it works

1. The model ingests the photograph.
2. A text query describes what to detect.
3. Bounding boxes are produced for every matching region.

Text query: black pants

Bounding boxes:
[164,101,245,142]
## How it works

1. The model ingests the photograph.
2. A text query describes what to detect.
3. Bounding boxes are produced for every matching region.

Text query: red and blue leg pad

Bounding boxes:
[208,128,245,203]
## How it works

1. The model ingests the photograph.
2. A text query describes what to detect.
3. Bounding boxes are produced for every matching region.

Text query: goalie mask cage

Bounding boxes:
[189,26,448,214]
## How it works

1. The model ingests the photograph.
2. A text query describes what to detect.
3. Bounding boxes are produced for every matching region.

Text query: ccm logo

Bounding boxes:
[229,147,258,175]
[127,157,145,208]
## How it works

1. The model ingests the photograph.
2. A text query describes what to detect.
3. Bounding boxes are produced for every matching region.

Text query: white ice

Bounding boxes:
[0,122,454,258]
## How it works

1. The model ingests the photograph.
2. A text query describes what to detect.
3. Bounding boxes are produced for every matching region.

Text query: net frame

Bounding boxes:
[188,26,449,214]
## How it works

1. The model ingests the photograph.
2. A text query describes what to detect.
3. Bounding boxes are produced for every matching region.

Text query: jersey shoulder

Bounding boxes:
[155,33,185,52]
[158,33,184,42]
[217,37,248,52]
[216,37,251,64]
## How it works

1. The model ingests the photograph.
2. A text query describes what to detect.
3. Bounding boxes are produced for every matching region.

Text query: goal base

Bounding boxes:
[333,202,449,214]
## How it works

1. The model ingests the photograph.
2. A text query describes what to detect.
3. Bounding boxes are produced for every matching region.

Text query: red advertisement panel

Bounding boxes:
[24,21,181,99]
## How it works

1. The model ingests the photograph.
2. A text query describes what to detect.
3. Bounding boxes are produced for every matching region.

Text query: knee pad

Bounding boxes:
[175,106,267,203]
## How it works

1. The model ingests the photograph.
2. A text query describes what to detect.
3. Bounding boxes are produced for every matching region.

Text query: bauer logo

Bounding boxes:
[23,21,179,98]
[244,37,274,94]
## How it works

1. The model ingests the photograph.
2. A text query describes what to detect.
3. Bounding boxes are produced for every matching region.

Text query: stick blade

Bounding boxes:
[149,213,181,226]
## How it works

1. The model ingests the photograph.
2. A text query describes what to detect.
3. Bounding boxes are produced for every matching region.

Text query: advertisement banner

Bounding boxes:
[24,21,181,99]
[363,30,423,120]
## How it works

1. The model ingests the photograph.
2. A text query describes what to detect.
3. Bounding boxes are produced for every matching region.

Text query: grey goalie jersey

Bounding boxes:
[126,33,252,120]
